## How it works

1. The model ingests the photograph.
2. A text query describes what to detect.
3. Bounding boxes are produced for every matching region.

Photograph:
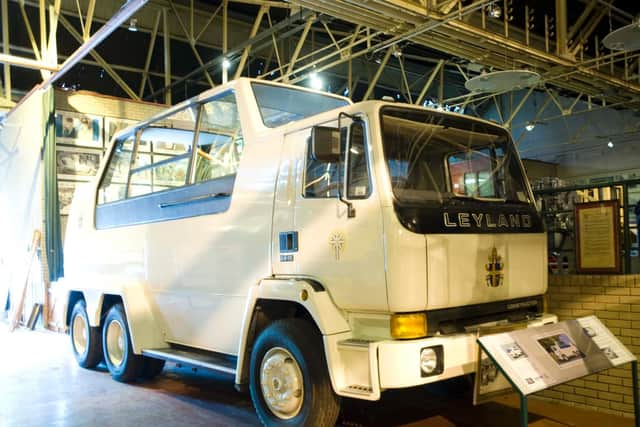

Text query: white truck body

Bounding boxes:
[62,78,555,425]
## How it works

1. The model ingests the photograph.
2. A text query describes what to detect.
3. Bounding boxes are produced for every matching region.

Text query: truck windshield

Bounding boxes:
[381,107,532,206]
[252,83,350,127]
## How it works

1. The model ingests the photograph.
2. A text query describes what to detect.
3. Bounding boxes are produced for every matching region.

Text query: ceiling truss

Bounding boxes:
[0,0,638,129]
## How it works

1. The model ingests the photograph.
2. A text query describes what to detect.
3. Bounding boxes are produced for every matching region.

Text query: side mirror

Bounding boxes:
[311,126,341,162]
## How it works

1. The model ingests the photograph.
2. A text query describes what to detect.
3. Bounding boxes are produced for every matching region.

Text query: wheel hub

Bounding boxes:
[106,319,125,367]
[72,313,88,356]
[260,347,304,419]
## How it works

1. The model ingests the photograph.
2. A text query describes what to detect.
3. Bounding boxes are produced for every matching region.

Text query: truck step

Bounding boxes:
[338,338,373,349]
[341,384,374,395]
[142,347,237,375]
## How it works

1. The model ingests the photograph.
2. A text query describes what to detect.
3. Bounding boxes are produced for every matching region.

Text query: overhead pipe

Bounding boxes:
[40,0,149,90]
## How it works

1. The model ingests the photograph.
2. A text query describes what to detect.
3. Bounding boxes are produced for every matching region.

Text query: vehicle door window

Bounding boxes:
[193,92,244,183]
[304,123,371,199]
[128,105,197,197]
[346,122,371,199]
[303,128,346,198]
[97,133,136,204]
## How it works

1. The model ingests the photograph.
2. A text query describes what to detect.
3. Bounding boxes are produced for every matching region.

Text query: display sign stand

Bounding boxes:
[476,316,639,427]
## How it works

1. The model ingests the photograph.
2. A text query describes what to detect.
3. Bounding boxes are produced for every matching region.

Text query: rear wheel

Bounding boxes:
[102,303,143,382]
[249,319,340,427]
[70,300,102,369]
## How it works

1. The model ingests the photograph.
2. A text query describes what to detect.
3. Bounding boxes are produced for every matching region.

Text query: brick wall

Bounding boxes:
[537,274,640,417]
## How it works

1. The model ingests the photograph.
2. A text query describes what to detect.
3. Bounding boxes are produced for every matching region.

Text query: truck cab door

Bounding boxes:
[273,118,388,312]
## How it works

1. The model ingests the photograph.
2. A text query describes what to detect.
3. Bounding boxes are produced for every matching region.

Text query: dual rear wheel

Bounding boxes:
[69,300,164,381]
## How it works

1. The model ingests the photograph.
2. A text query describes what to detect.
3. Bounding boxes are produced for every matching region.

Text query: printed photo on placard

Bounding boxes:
[501,342,527,361]
[55,111,103,148]
[537,333,585,365]
[56,146,102,179]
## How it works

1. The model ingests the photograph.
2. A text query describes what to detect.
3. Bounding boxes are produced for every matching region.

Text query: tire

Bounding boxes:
[102,303,143,382]
[140,356,165,379]
[70,300,102,369]
[249,319,340,427]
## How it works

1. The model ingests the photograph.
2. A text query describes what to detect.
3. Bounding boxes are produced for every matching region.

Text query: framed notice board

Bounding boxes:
[575,200,620,273]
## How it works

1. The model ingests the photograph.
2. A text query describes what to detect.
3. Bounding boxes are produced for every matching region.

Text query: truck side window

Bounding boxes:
[347,122,371,199]
[303,129,346,198]
[194,92,243,183]
[97,134,136,204]
[128,106,197,197]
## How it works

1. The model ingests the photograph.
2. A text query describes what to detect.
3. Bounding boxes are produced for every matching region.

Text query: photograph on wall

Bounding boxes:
[56,146,101,179]
[537,333,585,365]
[105,117,148,151]
[58,181,77,216]
[55,111,103,148]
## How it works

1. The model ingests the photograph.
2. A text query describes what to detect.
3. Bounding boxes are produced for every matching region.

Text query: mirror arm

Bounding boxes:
[337,112,361,219]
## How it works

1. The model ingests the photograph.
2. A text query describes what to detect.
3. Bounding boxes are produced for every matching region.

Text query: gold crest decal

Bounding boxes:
[485,247,504,287]
[328,231,346,261]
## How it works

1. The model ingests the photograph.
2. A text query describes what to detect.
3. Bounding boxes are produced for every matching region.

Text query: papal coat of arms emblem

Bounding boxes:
[485,247,504,287]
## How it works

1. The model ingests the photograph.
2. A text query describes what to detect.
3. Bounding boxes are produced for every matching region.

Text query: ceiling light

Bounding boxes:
[525,122,535,131]
[128,18,138,32]
[222,58,231,70]
[607,140,614,148]
[487,4,502,19]
[309,72,323,91]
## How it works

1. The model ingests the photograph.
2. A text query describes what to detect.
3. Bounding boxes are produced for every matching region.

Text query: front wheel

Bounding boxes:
[102,303,143,382]
[249,319,340,427]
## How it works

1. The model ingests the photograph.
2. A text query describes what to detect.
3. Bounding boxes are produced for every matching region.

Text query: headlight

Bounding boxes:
[420,345,444,377]
[420,348,438,374]
[390,313,427,339]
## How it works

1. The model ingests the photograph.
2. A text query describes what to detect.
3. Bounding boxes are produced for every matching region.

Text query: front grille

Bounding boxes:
[426,295,544,335]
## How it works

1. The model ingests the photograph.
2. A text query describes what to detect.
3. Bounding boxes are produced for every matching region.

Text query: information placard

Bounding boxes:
[575,201,620,273]
[474,323,526,405]
[477,316,635,396]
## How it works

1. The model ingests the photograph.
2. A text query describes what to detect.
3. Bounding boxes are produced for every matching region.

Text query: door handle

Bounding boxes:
[158,192,230,208]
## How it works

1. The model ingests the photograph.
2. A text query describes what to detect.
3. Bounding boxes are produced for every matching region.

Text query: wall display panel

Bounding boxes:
[55,111,103,148]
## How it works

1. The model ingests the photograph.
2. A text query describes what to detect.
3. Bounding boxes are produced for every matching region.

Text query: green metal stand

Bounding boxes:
[477,339,529,427]
[519,392,528,427]
[633,361,639,427]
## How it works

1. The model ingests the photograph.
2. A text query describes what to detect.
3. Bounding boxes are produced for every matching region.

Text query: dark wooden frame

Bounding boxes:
[575,200,621,274]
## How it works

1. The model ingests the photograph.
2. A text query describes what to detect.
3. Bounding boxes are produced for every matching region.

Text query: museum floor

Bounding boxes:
[0,325,633,427]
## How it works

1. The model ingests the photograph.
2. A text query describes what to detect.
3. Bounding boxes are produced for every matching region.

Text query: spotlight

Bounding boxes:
[487,4,502,19]
[309,72,323,91]
[222,58,231,70]
[128,18,138,32]
[607,140,614,148]
[525,122,535,131]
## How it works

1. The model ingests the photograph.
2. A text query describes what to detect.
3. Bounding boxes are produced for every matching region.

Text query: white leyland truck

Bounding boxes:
[62,78,556,426]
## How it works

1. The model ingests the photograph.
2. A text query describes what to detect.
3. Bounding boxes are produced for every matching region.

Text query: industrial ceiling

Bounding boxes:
[1,0,640,125]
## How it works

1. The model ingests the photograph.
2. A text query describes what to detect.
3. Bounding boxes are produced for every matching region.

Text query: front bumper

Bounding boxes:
[325,313,557,400]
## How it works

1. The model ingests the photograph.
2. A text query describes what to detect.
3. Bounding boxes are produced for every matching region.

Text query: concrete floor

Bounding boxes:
[0,324,634,427]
